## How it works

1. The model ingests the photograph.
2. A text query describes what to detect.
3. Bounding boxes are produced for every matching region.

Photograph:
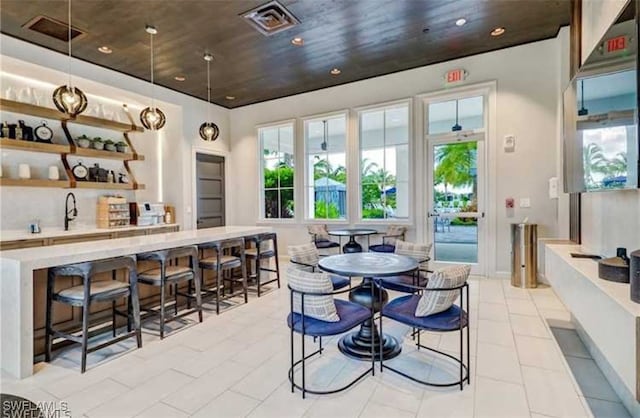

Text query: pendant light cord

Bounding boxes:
[67,0,72,89]
[150,31,155,112]
[207,58,211,121]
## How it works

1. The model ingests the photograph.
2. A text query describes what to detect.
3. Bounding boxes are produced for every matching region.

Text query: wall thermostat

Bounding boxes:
[504,135,515,152]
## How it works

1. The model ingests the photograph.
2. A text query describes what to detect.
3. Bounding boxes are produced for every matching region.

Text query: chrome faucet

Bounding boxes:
[64,192,77,231]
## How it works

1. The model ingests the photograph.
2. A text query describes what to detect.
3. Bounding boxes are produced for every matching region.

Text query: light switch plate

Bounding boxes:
[519,197,531,208]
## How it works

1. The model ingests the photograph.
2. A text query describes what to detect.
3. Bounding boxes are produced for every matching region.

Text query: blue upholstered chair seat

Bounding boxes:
[315,240,340,249]
[378,275,427,293]
[330,275,351,290]
[369,244,396,253]
[287,299,370,337]
[382,295,468,332]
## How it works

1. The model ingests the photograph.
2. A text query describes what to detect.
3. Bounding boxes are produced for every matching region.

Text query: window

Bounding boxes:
[427,96,484,135]
[304,114,347,219]
[359,103,410,220]
[259,123,294,219]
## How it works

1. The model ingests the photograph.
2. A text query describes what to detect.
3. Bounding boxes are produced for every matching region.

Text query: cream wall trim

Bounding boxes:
[190,146,230,230]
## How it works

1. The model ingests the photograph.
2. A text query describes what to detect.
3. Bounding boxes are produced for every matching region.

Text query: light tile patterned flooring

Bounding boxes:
[0,270,630,418]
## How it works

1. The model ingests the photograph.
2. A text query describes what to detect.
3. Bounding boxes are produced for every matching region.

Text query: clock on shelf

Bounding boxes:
[34,121,53,143]
[71,161,88,181]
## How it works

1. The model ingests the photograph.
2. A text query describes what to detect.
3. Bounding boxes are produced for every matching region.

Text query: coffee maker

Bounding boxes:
[131,202,166,226]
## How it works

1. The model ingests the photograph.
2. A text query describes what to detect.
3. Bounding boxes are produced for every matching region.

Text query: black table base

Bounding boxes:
[338,277,401,361]
[342,236,363,253]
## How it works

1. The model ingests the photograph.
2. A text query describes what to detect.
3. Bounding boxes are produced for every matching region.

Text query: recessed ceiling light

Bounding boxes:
[455,18,467,27]
[174,75,186,81]
[490,27,505,36]
[98,46,112,54]
[291,37,304,46]
[225,95,236,100]
[330,68,341,75]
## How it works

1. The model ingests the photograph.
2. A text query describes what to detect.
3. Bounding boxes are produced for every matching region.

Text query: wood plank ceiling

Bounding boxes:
[0,0,570,109]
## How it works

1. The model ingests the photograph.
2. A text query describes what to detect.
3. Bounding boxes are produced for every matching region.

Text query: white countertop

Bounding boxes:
[0,225,271,269]
[546,243,640,317]
[0,225,272,379]
[0,223,179,242]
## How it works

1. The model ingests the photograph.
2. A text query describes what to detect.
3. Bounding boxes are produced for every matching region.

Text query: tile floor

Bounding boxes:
[0,270,632,418]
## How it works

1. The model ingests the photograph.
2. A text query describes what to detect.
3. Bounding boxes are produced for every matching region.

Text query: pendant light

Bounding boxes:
[140,25,166,130]
[199,53,219,141]
[578,79,589,116]
[52,0,88,117]
[320,120,328,151]
[451,100,462,132]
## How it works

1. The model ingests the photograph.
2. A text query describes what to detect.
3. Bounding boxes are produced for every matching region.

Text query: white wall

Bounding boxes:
[0,35,230,231]
[579,0,640,256]
[228,36,565,276]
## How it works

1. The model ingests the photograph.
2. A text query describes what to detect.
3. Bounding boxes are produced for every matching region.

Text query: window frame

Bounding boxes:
[356,98,413,224]
[257,119,297,223]
[301,109,350,223]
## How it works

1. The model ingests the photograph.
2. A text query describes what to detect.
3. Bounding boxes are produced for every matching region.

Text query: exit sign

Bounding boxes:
[445,69,467,84]
[606,35,627,53]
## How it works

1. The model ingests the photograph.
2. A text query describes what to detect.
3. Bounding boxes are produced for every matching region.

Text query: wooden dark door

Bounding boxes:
[196,153,225,229]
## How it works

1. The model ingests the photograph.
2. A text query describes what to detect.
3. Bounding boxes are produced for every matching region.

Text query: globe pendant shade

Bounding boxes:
[52,85,88,117]
[140,107,166,130]
[199,122,219,141]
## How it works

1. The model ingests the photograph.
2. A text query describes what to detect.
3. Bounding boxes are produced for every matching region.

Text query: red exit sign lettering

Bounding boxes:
[606,36,627,53]
[445,69,466,84]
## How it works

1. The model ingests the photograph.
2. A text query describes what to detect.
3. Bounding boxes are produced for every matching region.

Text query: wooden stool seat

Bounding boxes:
[56,281,130,302]
[199,254,242,269]
[138,265,194,284]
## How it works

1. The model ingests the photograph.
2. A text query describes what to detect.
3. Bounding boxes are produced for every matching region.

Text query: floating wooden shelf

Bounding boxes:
[0,99,144,133]
[0,138,71,154]
[1,98,145,191]
[73,147,144,161]
[0,178,70,188]
[74,182,145,190]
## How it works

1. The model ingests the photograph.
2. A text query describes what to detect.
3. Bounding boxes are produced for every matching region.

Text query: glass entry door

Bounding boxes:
[427,137,485,275]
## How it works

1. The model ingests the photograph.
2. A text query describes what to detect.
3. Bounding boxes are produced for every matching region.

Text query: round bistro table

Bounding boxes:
[318,252,419,361]
[328,228,378,253]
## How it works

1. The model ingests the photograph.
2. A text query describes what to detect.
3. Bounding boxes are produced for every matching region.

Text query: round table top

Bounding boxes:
[318,252,419,277]
[328,228,378,237]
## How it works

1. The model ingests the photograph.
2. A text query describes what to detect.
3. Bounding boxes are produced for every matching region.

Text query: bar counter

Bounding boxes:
[0,225,271,379]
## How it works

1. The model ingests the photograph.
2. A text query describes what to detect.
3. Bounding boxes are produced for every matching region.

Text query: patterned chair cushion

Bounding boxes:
[385,225,407,245]
[415,265,471,317]
[394,240,432,271]
[288,243,320,270]
[308,224,330,241]
[287,267,339,322]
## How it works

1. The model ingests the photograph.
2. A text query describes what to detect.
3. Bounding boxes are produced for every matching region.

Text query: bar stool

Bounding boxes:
[198,238,248,314]
[245,233,280,297]
[45,256,141,373]
[137,246,203,339]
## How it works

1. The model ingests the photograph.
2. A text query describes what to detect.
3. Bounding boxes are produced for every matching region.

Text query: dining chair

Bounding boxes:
[288,242,350,290]
[375,240,433,294]
[307,224,340,253]
[287,267,374,398]
[369,225,407,253]
[377,264,471,390]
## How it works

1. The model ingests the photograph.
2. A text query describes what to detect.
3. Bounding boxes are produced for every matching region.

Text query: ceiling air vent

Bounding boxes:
[23,15,85,42]
[241,1,300,36]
